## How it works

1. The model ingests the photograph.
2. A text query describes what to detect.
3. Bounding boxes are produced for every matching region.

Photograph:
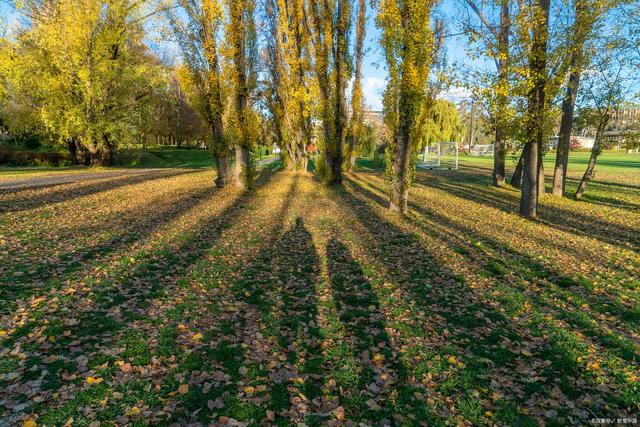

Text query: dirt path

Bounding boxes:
[0,158,279,190]
[0,169,166,190]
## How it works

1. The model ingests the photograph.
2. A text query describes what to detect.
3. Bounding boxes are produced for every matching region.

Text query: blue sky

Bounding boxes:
[358,0,474,110]
[0,0,472,110]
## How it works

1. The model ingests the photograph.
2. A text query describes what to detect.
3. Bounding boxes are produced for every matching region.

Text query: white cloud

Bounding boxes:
[362,77,386,111]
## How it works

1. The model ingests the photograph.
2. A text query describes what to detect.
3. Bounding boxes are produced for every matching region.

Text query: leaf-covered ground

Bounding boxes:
[0,162,638,426]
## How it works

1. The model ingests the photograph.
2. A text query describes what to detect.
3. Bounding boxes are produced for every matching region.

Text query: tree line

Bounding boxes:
[0,0,639,216]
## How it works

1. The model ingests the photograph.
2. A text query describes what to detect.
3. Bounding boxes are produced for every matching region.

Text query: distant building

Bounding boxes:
[346,109,384,126]
[548,135,595,149]
[612,105,640,127]
[362,110,384,126]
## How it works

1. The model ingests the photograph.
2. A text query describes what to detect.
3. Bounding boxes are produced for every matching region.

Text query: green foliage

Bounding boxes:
[0,0,166,164]
[416,99,465,151]
[241,153,258,190]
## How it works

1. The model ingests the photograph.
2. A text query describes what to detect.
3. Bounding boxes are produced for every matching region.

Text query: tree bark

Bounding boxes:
[519,0,550,218]
[576,113,607,199]
[215,153,233,188]
[511,152,524,188]
[552,50,582,196]
[67,138,79,165]
[390,130,412,213]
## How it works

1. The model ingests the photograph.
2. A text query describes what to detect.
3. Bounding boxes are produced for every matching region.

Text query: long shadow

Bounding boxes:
[348,174,640,410]
[415,174,640,252]
[0,183,216,313]
[327,182,546,424]
[352,173,623,269]
[336,175,640,420]
[0,169,197,213]
[351,175,639,340]
[326,238,425,422]
[6,171,277,350]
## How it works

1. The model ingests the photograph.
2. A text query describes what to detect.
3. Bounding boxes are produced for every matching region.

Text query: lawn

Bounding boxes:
[0,157,638,426]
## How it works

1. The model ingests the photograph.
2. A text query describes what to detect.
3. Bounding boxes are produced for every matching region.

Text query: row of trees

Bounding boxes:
[1,0,638,214]
[459,0,640,216]
[0,0,214,162]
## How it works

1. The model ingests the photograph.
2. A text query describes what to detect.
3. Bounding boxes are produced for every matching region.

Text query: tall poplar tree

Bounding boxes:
[461,0,512,187]
[228,0,258,189]
[520,0,551,218]
[309,0,351,185]
[169,0,234,188]
[377,0,438,213]
[347,0,366,173]
[264,0,312,172]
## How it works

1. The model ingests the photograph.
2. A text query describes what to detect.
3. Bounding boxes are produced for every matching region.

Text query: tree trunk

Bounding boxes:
[519,0,550,218]
[348,0,366,174]
[390,131,411,213]
[232,2,252,190]
[328,0,348,185]
[101,136,115,167]
[552,50,582,196]
[520,141,539,217]
[67,138,79,165]
[538,150,545,195]
[576,114,607,199]
[511,152,524,188]
[235,145,251,190]
[349,138,357,173]
[215,153,233,188]
[493,128,506,186]
[492,0,509,187]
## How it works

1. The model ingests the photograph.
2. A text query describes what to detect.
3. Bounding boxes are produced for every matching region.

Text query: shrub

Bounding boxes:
[0,150,68,166]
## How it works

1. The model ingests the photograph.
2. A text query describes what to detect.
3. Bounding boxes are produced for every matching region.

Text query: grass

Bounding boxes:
[0,155,638,426]
[115,148,216,169]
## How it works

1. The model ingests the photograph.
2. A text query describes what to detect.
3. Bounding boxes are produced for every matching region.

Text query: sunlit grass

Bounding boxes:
[0,163,638,425]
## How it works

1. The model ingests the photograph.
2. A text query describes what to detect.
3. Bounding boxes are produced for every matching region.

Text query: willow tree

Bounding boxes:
[309,0,351,185]
[228,0,258,189]
[346,0,366,172]
[377,0,437,213]
[416,99,465,152]
[264,0,312,172]
[169,0,233,188]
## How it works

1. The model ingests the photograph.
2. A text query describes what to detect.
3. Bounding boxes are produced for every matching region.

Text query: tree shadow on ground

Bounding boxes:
[329,180,551,425]
[0,183,215,314]
[352,175,638,341]
[345,175,638,412]
[0,169,196,214]
[414,173,640,252]
[0,171,279,425]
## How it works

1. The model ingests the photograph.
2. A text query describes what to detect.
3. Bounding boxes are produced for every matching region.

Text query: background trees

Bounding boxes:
[346,0,367,173]
[1,0,162,165]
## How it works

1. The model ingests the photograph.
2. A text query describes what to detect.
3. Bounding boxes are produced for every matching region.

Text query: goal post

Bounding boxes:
[468,144,495,157]
[418,142,459,170]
